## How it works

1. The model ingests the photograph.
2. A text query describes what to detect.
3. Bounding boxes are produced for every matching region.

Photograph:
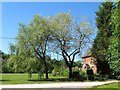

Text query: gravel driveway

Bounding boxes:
[0,80,119,89]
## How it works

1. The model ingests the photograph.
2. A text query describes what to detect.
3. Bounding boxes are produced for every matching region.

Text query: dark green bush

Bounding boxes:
[63,68,69,77]
[94,74,100,80]
[79,74,87,81]
[116,75,120,80]
[79,70,85,75]
[72,71,80,79]
[94,74,110,81]
[99,74,108,81]
[79,70,87,81]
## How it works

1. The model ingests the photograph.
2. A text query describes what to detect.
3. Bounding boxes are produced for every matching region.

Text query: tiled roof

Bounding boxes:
[0,50,4,55]
[82,50,92,58]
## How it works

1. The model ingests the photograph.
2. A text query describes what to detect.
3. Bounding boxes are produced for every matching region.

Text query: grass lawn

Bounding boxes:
[92,82,120,89]
[0,73,68,84]
[1,73,119,89]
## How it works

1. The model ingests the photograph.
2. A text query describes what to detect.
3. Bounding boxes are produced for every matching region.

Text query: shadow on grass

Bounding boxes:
[0,80,10,81]
[28,78,84,82]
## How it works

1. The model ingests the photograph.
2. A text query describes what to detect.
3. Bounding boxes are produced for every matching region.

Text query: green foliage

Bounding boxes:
[94,73,109,81]
[79,70,85,75]
[0,51,10,73]
[52,67,59,76]
[51,13,93,78]
[116,75,120,80]
[99,74,108,81]
[25,58,36,73]
[94,73,100,81]
[72,71,80,79]
[52,69,56,76]
[73,66,80,72]
[63,68,69,77]
[107,2,120,77]
[73,60,82,68]
[16,14,52,79]
[52,66,64,76]
[92,2,113,57]
[46,56,54,73]
[79,70,87,81]
[6,12,93,79]
[6,55,17,73]
[92,2,113,74]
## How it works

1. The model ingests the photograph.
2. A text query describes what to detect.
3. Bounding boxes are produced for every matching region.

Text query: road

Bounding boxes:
[0,80,119,89]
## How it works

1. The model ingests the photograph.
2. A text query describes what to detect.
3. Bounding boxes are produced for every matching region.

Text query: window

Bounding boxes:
[84,64,86,70]
[84,66,86,69]
[92,66,94,70]
[91,57,94,62]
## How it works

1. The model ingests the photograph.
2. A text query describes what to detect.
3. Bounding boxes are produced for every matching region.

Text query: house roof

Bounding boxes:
[82,50,92,58]
[0,50,4,55]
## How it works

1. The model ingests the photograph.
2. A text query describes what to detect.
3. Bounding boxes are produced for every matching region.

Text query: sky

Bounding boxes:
[1,2,101,60]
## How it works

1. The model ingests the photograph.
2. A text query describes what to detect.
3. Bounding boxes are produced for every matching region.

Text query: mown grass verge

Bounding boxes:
[92,82,120,89]
[0,73,67,84]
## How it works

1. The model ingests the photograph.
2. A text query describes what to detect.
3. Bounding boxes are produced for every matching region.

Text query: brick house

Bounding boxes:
[82,51,97,74]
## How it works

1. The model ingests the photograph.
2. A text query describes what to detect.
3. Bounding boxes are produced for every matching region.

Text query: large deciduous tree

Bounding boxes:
[91,2,113,74]
[51,13,93,78]
[13,13,93,79]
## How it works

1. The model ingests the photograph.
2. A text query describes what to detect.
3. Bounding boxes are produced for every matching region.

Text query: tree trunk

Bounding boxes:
[28,72,32,79]
[44,60,48,79]
[69,66,73,79]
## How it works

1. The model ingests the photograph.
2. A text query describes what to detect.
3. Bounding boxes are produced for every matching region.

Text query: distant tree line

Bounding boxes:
[0,50,82,79]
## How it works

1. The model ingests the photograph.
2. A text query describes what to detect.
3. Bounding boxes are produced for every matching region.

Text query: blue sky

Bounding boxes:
[1,2,101,60]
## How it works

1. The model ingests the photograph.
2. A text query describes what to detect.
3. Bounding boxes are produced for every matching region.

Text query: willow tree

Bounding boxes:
[8,43,44,78]
[50,13,93,78]
[17,15,51,79]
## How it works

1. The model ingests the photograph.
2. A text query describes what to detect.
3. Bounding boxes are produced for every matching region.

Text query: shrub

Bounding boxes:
[52,69,56,76]
[94,74,109,81]
[79,70,87,81]
[79,74,87,81]
[99,74,108,81]
[73,66,79,72]
[52,67,60,76]
[72,71,80,79]
[116,75,120,80]
[63,68,69,77]
[79,70,85,75]
[94,73,100,81]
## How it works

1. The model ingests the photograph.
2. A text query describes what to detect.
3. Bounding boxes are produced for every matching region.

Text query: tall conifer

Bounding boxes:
[92,2,113,74]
